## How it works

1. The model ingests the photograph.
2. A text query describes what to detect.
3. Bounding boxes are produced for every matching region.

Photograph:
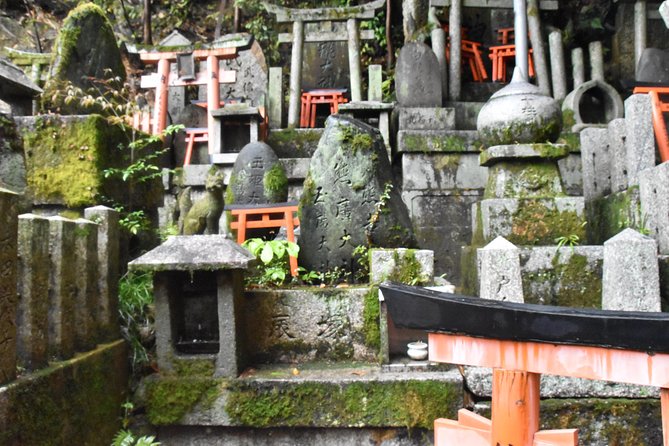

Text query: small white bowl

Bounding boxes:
[407,341,428,360]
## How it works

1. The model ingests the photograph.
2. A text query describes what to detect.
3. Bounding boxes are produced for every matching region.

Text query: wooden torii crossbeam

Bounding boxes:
[381,282,669,446]
[139,47,237,153]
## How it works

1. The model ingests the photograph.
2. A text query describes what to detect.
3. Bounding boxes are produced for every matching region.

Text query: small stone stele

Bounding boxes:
[298,115,416,273]
[477,236,523,303]
[395,42,442,108]
[226,141,288,206]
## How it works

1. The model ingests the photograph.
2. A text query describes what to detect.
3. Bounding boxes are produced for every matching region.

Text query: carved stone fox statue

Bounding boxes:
[178,168,225,235]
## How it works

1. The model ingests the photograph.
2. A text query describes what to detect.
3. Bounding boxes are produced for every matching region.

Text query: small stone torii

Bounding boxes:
[264,0,386,128]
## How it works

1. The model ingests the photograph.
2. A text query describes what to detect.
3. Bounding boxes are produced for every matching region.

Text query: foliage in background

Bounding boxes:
[242,237,301,286]
[118,271,156,376]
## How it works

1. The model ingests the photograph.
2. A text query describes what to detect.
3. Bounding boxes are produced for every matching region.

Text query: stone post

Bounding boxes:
[16,214,50,371]
[514,0,529,81]
[430,7,448,104]
[84,206,120,341]
[608,119,628,193]
[477,237,523,303]
[448,0,462,101]
[624,94,655,187]
[571,48,585,88]
[368,64,383,102]
[580,127,611,202]
[287,20,304,128]
[152,271,174,372]
[527,0,550,95]
[640,162,669,255]
[589,41,604,82]
[602,228,660,312]
[74,218,98,351]
[168,62,186,124]
[548,30,567,100]
[47,216,76,360]
[0,188,18,384]
[268,67,283,129]
[215,270,246,377]
[347,18,363,103]
[634,1,647,71]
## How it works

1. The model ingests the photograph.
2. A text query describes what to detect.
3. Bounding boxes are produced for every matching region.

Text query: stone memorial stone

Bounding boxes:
[226,142,288,206]
[0,114,27,201]
[219,39,268,107]
[369,248,434,284]
[661,1,669,28]
[636,48,669,83]
[579,127,611,202]
[74,218,98,351]
[268,67,283,128]
[47,216,76,360]
[368,64,383,102]
[84,206,120,341]
[43,3,125,113]
[477,236,523,303]
[0,188,18,383]
[625,94,655,187]
[16,214,50,371]
[640,162,669,255]
[301,39,350,91]
[403,0,429,42]
[298,115,416,272]
[395,42,442,108]
[608,119,628,193]
[602,228,661,312]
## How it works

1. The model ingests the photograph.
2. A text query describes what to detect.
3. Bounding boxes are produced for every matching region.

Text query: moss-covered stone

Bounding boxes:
[509,201,586,246]
[587,186,643,244]
[362,286,381,351]
[484,161,566,199]
[144,375,222,425]
[399,133,482,153]
[0,340,128,446]
[21,114,162,209]
[266,128,322,158]
[263,163,288,199]
[225,379,460,429]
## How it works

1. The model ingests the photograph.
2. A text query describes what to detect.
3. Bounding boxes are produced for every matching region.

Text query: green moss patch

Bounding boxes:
[588,186,643,244]
[485,161,565,199]
[267,129,322,158]
[509,201,585,245]
[400,133,481,153]
[145,375,222,425]
[226,379,460,429]
[362,286,381,351]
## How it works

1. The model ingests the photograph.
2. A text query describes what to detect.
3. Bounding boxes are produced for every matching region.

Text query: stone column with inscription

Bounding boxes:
[0,188,18,384]
[84,206,120,341]
[74,218,99,351]
[16,214,50,371]
[47,216,77,360]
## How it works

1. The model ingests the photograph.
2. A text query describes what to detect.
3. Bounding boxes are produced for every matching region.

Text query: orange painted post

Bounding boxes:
[284,209,298,276]
[153,57,170,136]
[491,368,540,446]
[662,388,669,446]
[207,55,220,156]
[649,90,669,163]
[533,429,578,446]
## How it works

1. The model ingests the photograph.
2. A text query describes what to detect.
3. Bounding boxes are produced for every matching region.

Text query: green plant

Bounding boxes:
[112,401,160,446]
[118,272,155,375]
[555,233,580,249]
[242,238,300,286]
[352,244,370,283]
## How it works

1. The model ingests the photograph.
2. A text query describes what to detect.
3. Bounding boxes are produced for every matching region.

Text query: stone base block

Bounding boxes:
[395,107,455,131]
[587,186,641,245]
[396,130,481,154]
[472,197,586,246]
[266,128,323,158]
[401,152,487,191]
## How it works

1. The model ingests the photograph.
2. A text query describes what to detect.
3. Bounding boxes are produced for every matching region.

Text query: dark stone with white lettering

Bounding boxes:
[298,115,416,273]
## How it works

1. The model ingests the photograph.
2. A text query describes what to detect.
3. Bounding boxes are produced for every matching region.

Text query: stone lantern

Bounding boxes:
[129,235,255,377]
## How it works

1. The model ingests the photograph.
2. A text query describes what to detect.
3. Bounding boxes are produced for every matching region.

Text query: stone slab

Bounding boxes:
[369,249,434,284]
[625,94,655,188]
[640,161,669,255]
[396,130,482,154]
[0,188,18,384]
[400,152,488,191]
[579,127,611,202]
[608,118,628,193]
[479,143,569,167]
[396,107,455,131]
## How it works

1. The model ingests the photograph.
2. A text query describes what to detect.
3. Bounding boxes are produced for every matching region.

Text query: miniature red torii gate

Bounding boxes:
[139,47,237,153]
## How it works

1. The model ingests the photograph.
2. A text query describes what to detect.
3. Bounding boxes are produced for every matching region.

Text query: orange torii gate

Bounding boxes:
[139,47,237,153]
[381,282,669,446]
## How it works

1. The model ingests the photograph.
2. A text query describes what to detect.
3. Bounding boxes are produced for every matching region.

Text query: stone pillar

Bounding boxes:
[589,41,604,82]
[16,214,50,371]
[0,188,18,384]
[368,64,383,102]
[514,0,529,80]
[527,0,550,95]
[608,119,628,193]
[168,62,186,123]
[287,20,304,128]
[571,48,585,88]
[153,271,174,372]
[477,236,523,303]
[215,270,246,377]
[347,18,363,103]
[84,206,120,341]
[268,67,283,129]
[448,0,462,101]
[634,1,647,71]
[580,127,611,202]
[47,216,76,360]
[640,162,669,255]
[602,228,660,312]
[430,8,448,104]
[624,94,655,187]
[74,218,98,351]
[548,30,567,101]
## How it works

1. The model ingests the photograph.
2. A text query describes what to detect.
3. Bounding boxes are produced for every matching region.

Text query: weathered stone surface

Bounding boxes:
[562,79,623,130]
[301,39,350,91]
[16,214,50,371]
[396,130,481,153]
[395,42,442,108]
[84,206,119,341]
[43,3,125,113]
[579,127,611,202]
[402,0,429,42]
[0,115,27,200]
[219,39,268,108]
[396,107,455,131]
[557,151,583,196]
[602,228,661,312]
[268,67,283,128]
[47,216,77,360]
[226,142,287,206]
[624,94,655,187]
[640,162,669,255]
[244,287,376,363]
[636,48,669,83]
[73,218,98,351]
[369,249,434,284]
[401,152,488,192]
[298,115,415,272]
[181,168,225,235]
[477,237,523,302]
[587,187,643,245]
[608,118,628,193]
[368,64,383,102]
[0,188,18,384]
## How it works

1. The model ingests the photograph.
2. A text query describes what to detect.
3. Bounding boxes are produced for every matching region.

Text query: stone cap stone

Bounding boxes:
[338,101,395,111]
[0,58,42,95]
[480,143,569,167]
[264,0,385,22]
[210,105,261,117]
[128,235,256,272]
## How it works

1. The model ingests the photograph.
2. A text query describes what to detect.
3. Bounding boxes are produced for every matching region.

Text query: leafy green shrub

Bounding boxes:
[242,238,300,286]
[118,272,155,375]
